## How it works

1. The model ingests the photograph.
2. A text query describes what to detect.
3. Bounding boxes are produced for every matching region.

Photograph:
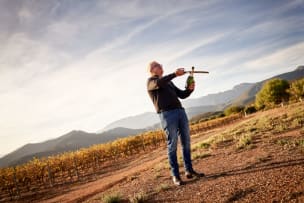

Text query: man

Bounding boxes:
[146,61,205,186]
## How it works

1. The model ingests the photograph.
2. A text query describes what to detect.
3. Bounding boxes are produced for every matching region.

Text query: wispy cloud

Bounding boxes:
[0,0,303,156]
[244,42,304,71]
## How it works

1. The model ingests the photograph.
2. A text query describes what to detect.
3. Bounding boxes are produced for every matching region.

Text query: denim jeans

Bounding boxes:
[159,108,193,177]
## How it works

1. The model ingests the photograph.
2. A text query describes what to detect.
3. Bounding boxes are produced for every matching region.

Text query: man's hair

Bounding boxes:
[147,61,161,74]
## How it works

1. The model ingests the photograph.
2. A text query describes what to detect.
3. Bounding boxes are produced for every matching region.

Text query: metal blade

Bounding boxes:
[185,70,209,74]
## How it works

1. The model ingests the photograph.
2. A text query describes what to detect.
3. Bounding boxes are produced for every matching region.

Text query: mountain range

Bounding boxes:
[1,66,303,168]
[101,66,304,131]
[0,127,145,168]
[232,65,304,105]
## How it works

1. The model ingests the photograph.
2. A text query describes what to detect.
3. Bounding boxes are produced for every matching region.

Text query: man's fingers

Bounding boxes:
[188,83,195,90]
[178,68,185,74]
[175,68,185,76]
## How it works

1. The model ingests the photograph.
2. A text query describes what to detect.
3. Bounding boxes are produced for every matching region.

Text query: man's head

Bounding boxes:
[148,61,163,77]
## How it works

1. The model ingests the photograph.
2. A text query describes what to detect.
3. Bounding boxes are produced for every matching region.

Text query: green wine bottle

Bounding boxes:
[186,66,195,89]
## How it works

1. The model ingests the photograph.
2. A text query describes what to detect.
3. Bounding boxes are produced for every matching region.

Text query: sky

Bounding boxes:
[0,0,303,158]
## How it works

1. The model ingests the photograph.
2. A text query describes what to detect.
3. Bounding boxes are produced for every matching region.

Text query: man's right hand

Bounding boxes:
[175,68,185,76]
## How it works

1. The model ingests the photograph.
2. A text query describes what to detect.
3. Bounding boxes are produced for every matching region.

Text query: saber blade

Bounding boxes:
[185,70,209,74]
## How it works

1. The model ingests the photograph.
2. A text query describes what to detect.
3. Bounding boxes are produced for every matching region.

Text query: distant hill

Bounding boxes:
[185,104,224,118]
[232,66,304,105]
[99,66,304,131]
[100,104,223,132]
[1,66,303,168]
[182,83,254,108]
[0,127,145,168]
[99,84,251,132]
[189,111,224,124]
[139,104,224,130]
[101,112,159,132]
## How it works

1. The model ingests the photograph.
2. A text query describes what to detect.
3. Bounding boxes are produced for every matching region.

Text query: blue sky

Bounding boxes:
[0,0,303,157]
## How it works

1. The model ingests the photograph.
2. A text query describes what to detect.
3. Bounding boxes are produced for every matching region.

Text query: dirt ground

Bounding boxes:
[11,105,304,203]
[85,129,304,203]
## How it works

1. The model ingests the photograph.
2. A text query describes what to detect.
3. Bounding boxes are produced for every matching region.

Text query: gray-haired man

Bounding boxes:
[146,61,205,186]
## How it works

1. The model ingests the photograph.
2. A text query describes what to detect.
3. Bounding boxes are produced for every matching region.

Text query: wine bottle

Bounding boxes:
[185,66,195,89]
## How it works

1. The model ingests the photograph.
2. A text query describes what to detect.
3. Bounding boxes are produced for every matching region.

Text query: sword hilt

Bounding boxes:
[184,66,209,74]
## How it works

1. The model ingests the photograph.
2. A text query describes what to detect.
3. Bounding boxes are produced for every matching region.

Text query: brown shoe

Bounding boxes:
[172,176,183,186]
[185,170,205,179]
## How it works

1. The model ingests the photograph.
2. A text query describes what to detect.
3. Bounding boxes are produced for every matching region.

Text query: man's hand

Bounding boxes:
[175,68,185,76]
[188,82,195,91]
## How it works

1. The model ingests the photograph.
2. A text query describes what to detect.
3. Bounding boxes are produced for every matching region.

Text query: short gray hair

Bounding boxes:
[147,61,161,73]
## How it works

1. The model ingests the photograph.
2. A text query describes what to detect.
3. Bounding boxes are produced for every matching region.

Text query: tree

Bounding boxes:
[224,105,244,116]
[255,78,290,109]
[288,78,304,102]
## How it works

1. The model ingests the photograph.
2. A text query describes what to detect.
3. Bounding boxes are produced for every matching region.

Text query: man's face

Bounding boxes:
[151,64,163,77]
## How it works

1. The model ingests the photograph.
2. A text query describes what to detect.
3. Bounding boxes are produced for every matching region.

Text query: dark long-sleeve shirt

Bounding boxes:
[147,73,193,113]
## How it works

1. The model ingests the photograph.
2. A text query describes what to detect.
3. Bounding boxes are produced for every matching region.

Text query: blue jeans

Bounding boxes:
[159,108,193,177]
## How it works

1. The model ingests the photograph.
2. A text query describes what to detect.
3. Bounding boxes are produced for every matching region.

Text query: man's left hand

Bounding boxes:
[188,82,195,91]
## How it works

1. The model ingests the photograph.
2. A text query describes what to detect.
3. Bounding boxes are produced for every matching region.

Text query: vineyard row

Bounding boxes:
[0,113,243,202]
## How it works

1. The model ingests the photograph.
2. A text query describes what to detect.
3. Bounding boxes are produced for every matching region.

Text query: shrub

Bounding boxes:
[156,184,170,192]
[244,106,257,115]
[288,78,304,102]
[236,135,252,149]
[224,105,244,116]
[255,78,290,109]
[129,191,148,203]
[199,142,211,149]
[103,192,122,203]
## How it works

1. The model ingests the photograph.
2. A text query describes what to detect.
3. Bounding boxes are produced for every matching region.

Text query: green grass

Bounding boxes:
[198,142,211,149]
[163,160,171,169]
[154,160,170,172]
[214,134,234,146]
[192,137,216,151]
[297,139,304,148]
[276,139,304,149]
[101,103,303,203]
[236,135,253,150]
[191,103,304,152]
[102,192,122,203]
[129,191,148,203]
[276,139,290,146]
[155,184,170,193]
[193,152,211,160]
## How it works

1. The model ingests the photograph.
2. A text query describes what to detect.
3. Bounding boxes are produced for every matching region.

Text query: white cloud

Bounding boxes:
[0,33,71,93]
[97,0,216,19]
[0,0,303,157]
[243,42,304,71]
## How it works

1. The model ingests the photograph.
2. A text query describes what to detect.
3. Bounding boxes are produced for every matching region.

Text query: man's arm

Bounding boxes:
[171,82,194,99]
[147,73,176,91]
